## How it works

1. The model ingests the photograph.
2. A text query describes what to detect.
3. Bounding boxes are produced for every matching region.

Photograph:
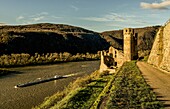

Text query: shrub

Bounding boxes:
[0,52,100,67]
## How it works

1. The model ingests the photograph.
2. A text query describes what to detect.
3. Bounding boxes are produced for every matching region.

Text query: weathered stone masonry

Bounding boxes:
[123,28,138,61]
[148,19,170,72]
[100,28,138,73]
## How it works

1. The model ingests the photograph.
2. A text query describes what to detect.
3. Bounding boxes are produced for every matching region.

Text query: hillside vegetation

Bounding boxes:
[0,52,100,68]
[0,23,160,57]
[0,23,109,55]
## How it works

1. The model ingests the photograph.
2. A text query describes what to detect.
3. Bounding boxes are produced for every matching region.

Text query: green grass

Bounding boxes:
[106,61,164,109]
[54,79,107,109]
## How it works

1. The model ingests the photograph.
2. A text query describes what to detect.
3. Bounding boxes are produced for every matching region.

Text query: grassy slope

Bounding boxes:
[106,61,163,109]
[34,61,163,109]
[34,70,115,109]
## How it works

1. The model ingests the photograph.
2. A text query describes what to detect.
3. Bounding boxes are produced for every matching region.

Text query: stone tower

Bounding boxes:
[123,28,138,61]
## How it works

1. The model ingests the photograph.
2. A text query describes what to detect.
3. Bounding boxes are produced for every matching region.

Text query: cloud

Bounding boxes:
[81,17,111,22]
[81,13,135,22]
[80,12,149,29]
[104,13,127,22]
[140,0,170,10]
[70,5,79,11]
[16,12,49,24]
[16,12,61,24]
[16,16,24,20]
[51,16,62,19]
[31,16,44,21]
[30,12,48,17]
[30,12,48,21]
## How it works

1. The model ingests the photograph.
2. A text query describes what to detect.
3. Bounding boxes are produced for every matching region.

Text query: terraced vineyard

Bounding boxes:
[35,61,163,109]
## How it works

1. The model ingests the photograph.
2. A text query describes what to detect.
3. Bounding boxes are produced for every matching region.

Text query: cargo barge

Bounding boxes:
[14,75,66,88]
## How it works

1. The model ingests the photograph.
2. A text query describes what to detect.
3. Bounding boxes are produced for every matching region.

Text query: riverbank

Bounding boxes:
[35,61,163,109]
[0,52,100,68]
[0,52,100,77]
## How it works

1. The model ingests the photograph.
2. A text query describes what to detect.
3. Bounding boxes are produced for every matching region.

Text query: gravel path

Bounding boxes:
[137,61,170,109]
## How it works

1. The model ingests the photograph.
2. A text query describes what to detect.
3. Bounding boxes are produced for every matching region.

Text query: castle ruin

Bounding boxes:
[123,28,138,61]
[100,28,138,73]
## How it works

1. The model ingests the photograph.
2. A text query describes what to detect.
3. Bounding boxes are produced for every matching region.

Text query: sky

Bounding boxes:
[0,0,170,32]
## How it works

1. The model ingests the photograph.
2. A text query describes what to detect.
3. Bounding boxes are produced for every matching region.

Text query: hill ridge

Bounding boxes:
[0,23,160,56]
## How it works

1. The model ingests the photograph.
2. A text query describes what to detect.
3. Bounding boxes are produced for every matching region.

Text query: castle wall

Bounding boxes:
[160,22,170,71]
[116,51,124,67]
[148,27,163,66]
[99,47,124,73]
[100,51,108,72]
[108,46,124,67]
[148,21,170,72]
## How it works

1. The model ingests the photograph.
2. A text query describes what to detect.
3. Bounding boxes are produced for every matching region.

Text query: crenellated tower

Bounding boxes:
[123,28,138,61]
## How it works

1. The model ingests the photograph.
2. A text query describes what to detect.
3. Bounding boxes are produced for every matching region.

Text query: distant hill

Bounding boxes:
[100,26,160,56]
[0,23,160,56]
[100,26,160,51]
[0,23,109,55]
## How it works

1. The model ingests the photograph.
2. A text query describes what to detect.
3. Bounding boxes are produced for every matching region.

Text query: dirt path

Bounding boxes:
[137,61,170,109]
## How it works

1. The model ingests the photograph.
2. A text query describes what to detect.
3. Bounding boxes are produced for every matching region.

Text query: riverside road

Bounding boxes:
[137,61,170,109]
[0,61,100,109]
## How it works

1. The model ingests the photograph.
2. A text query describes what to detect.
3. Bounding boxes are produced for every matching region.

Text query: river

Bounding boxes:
[0,61,100,109]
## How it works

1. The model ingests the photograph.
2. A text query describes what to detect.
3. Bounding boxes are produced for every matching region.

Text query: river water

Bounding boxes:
[0,61,100,109]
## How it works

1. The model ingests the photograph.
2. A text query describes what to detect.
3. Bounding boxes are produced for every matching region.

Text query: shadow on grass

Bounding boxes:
[87,86,104,88]
[154,90,170,108]
[90,79,107,83]
[164,104,170,108]
[0,69,22,79]
[159,99,170,108]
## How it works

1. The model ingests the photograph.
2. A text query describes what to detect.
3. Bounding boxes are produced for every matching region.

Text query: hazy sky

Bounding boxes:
[0,0,170,32]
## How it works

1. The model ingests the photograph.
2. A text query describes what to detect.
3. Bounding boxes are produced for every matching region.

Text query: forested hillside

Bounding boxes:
[0,23,160,57]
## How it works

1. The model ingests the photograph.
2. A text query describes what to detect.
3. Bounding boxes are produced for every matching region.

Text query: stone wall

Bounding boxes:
[99,46,124,73]
[148,21,170,72]
[109,46,124,67]
[100,51,109,73]
[147,27,163,66]
[160,21,170,71]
